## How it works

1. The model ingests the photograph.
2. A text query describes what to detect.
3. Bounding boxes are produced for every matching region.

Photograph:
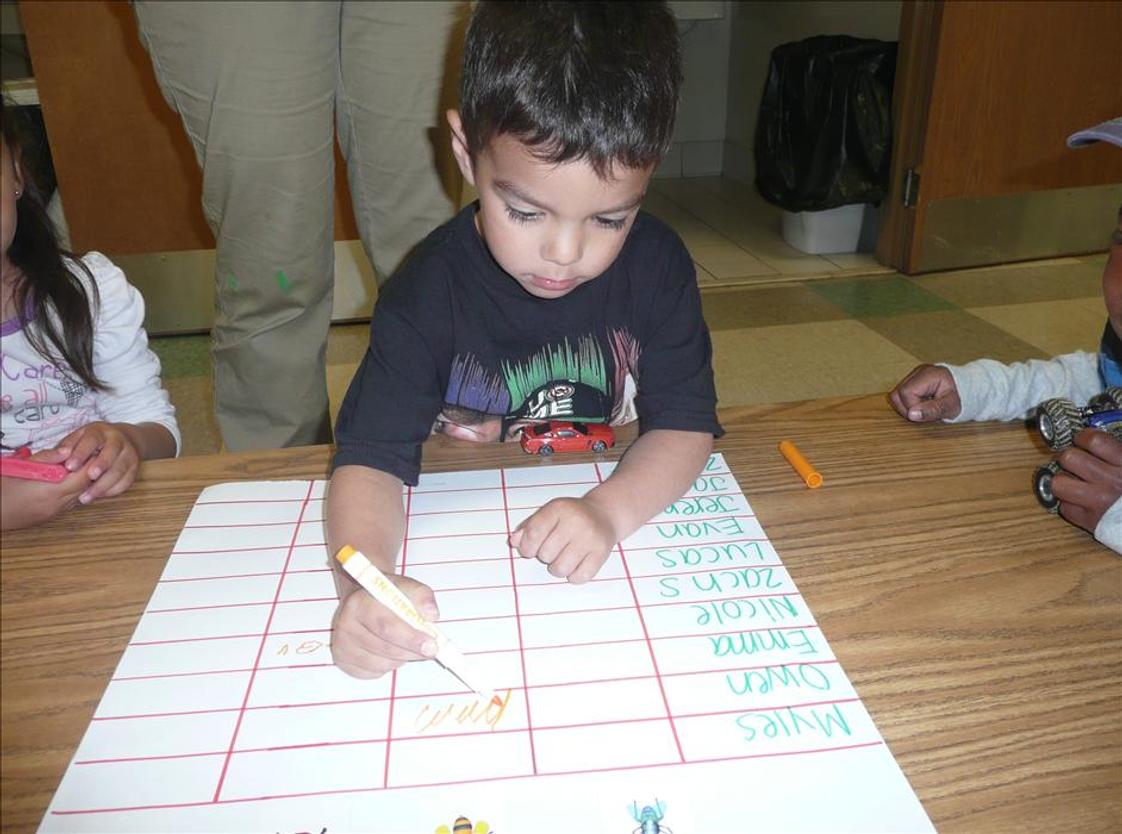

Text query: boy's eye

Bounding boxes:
[505,206,540,224]
[595,215,628,231]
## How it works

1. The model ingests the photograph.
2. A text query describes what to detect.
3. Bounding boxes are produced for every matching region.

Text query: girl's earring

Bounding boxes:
[13,189,20,198]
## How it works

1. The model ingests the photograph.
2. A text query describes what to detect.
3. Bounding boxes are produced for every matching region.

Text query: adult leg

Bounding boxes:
[337,0,461,282]
[134,1,339,449]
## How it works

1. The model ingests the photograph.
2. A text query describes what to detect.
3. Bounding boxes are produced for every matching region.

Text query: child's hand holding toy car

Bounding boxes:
[1034,388,1122,537]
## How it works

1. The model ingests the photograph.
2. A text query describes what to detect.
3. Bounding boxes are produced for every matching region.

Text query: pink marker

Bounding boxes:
[1,447,68,483]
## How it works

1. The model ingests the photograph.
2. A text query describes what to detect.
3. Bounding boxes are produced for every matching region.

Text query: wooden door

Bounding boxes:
[879,0,1122,274]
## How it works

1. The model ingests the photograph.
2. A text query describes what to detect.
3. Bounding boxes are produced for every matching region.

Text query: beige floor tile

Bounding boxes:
[710,320,920,406]
[689,242,776,279]
[909,258,1101,307]
[327,362,360,429]
[326,323,370,365]
[164,376,222,457]
[967,298,1103,357]
[822,253,893,274]
[695,263,721,286]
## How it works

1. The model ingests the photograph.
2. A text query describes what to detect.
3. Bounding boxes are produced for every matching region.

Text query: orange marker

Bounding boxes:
[778,440,822,488]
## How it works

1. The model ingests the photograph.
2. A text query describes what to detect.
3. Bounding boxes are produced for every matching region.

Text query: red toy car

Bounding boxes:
[519,421,616,456]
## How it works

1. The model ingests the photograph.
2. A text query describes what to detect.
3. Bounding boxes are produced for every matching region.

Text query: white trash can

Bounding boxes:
[781,203,869,255]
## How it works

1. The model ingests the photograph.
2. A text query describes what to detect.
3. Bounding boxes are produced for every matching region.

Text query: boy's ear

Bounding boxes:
[446,109,476,187]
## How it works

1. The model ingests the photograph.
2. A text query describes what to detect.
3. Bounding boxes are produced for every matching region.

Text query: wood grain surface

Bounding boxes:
[2,395,1119,833]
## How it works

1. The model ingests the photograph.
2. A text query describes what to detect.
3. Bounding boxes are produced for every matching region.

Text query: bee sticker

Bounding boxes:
[435,816,492,834]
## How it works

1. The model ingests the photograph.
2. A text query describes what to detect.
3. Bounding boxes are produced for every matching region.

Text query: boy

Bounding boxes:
[327,2,723,679]
[889,121,1122,553]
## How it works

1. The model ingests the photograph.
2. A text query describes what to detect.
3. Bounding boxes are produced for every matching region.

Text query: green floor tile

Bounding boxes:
[863,310,1047,366]
[701,284,849,331]
[809,276,958,318]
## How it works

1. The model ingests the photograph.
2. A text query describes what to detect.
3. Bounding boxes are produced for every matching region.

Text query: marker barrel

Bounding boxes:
[778,440,823,488]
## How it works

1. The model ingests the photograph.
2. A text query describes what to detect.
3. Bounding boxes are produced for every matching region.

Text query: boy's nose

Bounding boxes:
[542,227,582,267]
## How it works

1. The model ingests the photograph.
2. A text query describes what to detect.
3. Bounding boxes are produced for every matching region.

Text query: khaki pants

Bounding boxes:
[134,1,460,450]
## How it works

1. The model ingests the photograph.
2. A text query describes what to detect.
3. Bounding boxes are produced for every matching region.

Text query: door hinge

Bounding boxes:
[902,168,920,208]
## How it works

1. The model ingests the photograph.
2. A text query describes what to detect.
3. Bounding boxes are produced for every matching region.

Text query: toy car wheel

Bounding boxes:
[1099,386,1122,409]
[1036,397,1082,451]
[538,444,554,457]
[1033,460,1063,513]
[591,440,607,453]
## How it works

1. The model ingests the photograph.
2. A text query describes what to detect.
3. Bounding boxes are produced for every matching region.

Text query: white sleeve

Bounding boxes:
[1096,497,1122,555]
[940,352,1102,424]
[83,253,182,456]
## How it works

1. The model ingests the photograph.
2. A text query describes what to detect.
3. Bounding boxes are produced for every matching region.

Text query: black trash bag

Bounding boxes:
[755,35,897,212]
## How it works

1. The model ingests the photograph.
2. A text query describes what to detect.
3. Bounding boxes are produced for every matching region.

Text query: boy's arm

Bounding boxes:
[510,429,713,583]
[327,464,408,587]
[326,464,440,678]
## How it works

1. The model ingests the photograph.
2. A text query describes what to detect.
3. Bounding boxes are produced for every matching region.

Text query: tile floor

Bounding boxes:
[150,176,1106,456]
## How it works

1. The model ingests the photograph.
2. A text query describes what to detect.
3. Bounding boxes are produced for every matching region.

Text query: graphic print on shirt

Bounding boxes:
[1,342,92,449]
[432,331,639,443]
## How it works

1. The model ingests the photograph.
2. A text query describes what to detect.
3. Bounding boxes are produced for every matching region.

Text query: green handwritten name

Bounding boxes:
[735,703,852,743]
[725,663,831,696]
[708,628,818,657]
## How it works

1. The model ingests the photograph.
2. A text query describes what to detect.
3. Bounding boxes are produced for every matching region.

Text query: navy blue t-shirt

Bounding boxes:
[333,204,723,485]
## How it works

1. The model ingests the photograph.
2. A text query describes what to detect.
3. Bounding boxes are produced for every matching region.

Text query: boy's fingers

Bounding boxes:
[1056,495,1097,536]
[568,550,609,585]
[1057,445,1122,490]
[512,507,559,560]
[332,643,406,679]
[904,394,956,422]
[1073,428,1122,465]
[546,541,582,577]
[395,575,440,621]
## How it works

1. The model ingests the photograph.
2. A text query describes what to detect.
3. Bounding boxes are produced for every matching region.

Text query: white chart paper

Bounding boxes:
[39,454,934,833]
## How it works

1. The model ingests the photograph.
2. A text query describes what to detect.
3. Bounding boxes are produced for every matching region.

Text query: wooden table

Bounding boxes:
[2,394,1119,833]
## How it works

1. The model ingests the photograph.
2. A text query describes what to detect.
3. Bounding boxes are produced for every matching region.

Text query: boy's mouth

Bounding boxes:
[529,274,578,293]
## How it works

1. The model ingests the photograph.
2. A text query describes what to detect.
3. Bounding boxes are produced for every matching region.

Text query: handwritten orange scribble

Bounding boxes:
[414,688,512,733]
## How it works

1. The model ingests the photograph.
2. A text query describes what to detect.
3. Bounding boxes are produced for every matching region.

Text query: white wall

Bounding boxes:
[658,2,734,178]
[723,1,902,186]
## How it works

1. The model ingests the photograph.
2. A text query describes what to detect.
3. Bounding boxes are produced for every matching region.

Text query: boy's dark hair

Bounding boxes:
[460,1,682,178]
[1,98,103,394]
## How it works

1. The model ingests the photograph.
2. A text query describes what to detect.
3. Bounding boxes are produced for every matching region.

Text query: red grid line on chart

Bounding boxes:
[143,555,782,594]
[127,587,798,648]
[169,507,760,557]
[75,696,865,766]
[209,479,315,803]
[125,619,822,669]
[381,484,414,789]
[500,466,539,774]
[91,658,845,725]
[52,741,885,818]
[595,461,686,764]
[50,460,884,823]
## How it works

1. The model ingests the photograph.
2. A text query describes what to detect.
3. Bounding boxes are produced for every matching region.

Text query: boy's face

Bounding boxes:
[449,112,652,299]
[1105,215,1122,340]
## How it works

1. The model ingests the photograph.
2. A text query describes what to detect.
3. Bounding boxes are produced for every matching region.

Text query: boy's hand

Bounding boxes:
[510,496,617,584]
[330,574,440,679]
[1053,428,1122,536]
[889,364,962,422]
[49,422,143,504]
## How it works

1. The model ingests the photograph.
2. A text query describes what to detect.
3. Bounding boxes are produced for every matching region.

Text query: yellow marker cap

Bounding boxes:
[335,544,358,565]
[779,439,823,489]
